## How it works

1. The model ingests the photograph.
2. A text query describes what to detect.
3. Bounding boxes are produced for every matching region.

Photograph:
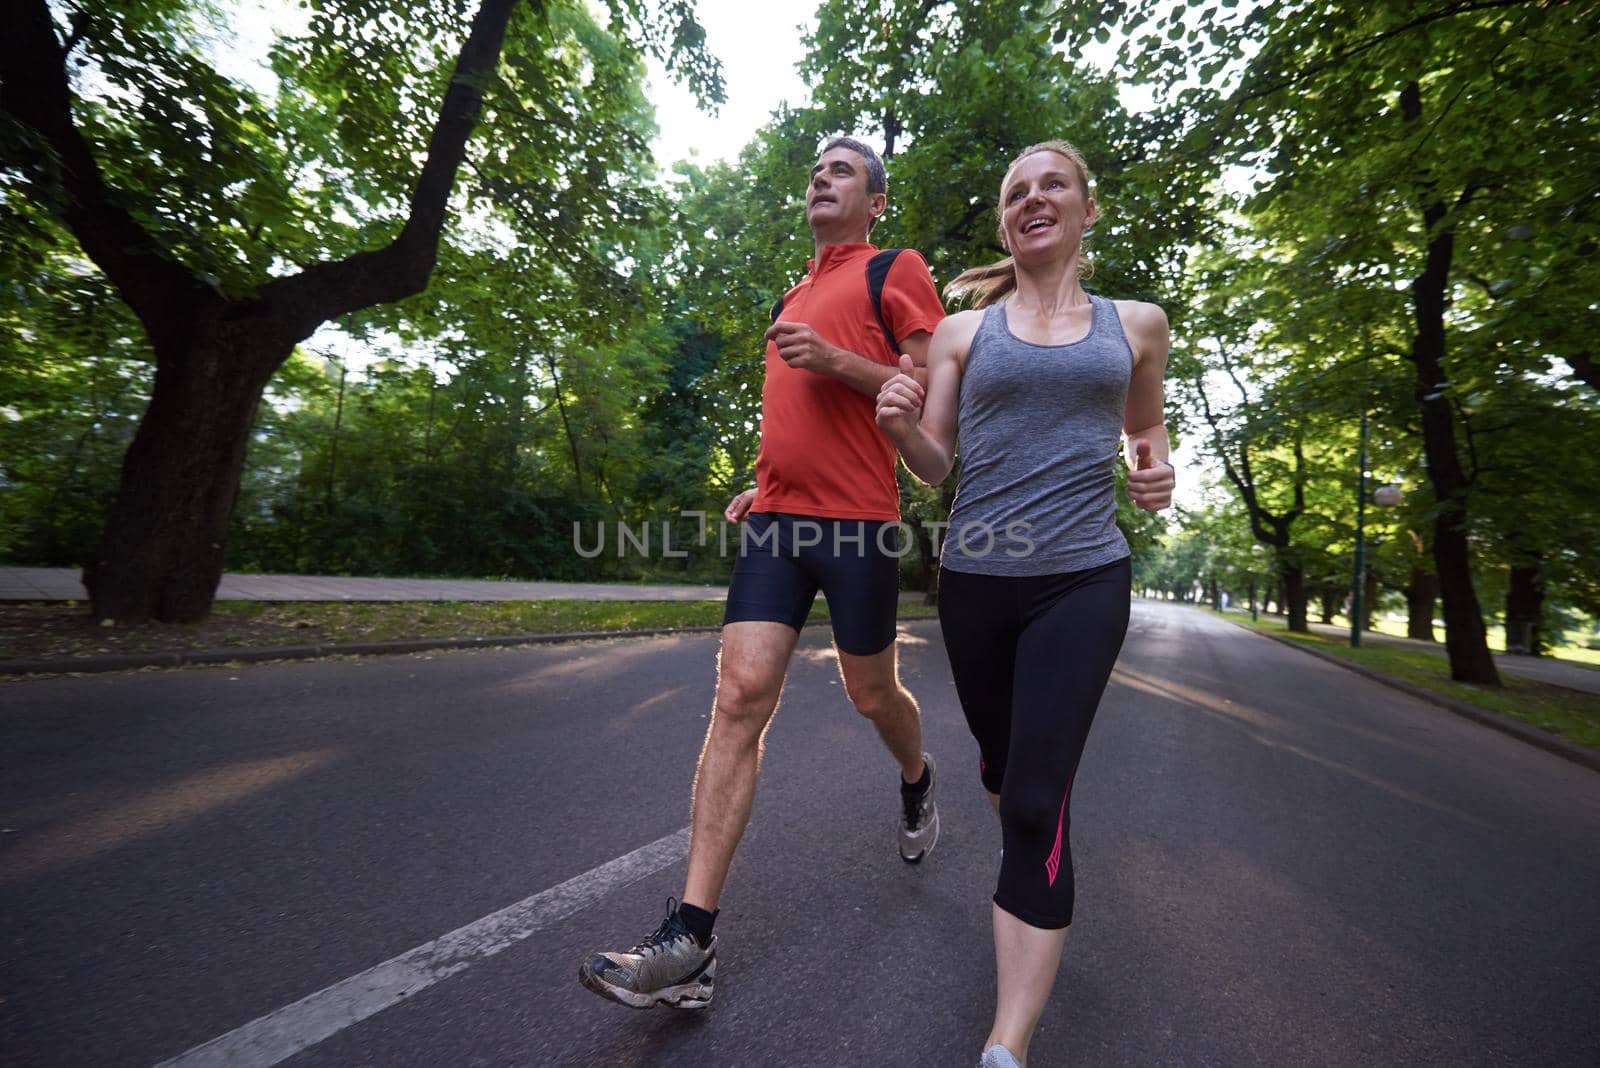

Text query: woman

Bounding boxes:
[875,141,1173,1067]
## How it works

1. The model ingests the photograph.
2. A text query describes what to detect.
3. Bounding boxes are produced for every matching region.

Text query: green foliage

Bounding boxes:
[0,197,149,563]
[4,0,721,580]
[7,0,1595,615]
[1136,495,1271,604]
[801,0,1203,304]
[656,119,819,504]
[1084,0,1600,634]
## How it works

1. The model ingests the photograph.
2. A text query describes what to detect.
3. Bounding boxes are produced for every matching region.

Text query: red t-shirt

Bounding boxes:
[754,244,945,521]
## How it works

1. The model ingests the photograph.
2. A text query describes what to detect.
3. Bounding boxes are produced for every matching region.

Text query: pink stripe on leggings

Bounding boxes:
[1043,774,1074,887]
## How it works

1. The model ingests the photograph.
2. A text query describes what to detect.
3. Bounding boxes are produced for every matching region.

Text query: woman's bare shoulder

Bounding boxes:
[932,307,986,360]
[937,307,987,334]
[1112,299,1168,335]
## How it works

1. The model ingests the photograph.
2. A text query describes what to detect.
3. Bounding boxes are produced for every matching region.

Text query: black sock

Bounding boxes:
[676,901,717,947]
[901,761,931,796]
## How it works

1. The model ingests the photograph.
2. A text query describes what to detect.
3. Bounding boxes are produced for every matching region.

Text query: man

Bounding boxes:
[578,137,947,1009]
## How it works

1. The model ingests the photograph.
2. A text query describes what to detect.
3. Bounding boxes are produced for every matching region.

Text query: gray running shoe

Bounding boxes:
[578,899,716,1009]
[979,1045,1024,1068]
[898,751,940,863]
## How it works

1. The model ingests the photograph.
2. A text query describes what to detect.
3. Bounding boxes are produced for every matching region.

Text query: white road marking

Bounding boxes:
[153,827,690,1068]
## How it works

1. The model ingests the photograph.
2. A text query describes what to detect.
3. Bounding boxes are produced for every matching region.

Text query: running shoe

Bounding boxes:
[577,899,717,1009]
[898,751,940,863]
[979,1045,1024,1068]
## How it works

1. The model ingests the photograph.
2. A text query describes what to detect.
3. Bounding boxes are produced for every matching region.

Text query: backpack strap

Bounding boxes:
[769,249,904,354]
[866,248,905,355]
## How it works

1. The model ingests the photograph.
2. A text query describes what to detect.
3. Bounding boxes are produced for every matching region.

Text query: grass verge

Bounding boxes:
[1223,612,1600,750]
[0,596,941,661]
[1350,617,1600,667]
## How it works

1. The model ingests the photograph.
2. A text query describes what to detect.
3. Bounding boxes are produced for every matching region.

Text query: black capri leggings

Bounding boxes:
[937,557,1131,929]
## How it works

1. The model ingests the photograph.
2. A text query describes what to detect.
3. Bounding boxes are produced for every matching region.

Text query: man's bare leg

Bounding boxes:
[837,640,939,862]
[680,620,799,912]
[577,620,797,1009]
[835,641,925,782]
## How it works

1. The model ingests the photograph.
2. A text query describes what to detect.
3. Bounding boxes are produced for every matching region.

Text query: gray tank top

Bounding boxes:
[941,296,1132,576]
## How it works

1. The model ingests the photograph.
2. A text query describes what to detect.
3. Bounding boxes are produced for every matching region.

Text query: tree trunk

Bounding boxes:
[1318,584,1339,625]
[84,327,283,622]
[1505,562,1545,656]
[1404,567,1438,642]
[1400,79,1498,685]
[1431,511,1497,680]
[1281,558,1308,633]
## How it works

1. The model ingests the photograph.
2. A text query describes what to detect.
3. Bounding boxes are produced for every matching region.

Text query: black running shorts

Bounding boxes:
[722,512,902,656]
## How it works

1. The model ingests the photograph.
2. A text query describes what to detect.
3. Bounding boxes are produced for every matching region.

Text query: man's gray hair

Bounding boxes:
[822,136,887,196]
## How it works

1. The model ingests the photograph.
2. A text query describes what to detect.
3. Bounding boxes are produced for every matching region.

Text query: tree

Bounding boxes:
[1058,0,1597,681]
[1464,372,1600,655]
[1195,370,1312,630]
[1,0,720,621]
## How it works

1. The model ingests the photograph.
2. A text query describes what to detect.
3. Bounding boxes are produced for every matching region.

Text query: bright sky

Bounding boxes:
[643,0,815,168]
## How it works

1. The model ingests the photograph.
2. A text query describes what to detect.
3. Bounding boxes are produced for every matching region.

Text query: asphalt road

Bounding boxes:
[3,602,1597,1067]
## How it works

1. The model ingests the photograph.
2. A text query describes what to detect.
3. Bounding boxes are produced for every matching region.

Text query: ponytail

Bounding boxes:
[943,250,1094,309]
[944,258,1018,309]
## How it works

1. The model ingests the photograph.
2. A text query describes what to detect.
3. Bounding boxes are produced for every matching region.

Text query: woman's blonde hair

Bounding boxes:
[944,140,1095,309]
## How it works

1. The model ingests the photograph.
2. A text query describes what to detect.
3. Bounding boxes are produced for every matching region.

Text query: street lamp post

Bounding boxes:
[1351,411,1370,648]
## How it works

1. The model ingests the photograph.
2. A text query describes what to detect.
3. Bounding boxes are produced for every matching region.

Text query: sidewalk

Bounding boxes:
[1227,611,1600,697]
[0,567,726,603]
[11,568,1596,696]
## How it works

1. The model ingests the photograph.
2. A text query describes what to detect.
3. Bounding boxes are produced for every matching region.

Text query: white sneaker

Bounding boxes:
[898,752,940,863]
[979,1045,1023,1068]
[577,898,716,1009]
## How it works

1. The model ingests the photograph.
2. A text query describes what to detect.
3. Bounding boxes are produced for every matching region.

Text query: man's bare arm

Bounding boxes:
[765,322,933,397]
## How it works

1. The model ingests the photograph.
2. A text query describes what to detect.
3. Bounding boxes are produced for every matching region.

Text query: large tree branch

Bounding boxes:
[264,0,522,340]
[0,0,214,347]
[1195,370,1284,547]
[942,199,992,243]
[61,11,90,57]
[1228,0,1549,111]
[1213,338,1262,494]
[1193,374,1247,504]
[1216,335,1253,405]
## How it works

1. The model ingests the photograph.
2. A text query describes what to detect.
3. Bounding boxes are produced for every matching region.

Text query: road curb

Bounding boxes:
[0,614,948,677]
[0,625,728,676]
[1222,616,1600,774]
